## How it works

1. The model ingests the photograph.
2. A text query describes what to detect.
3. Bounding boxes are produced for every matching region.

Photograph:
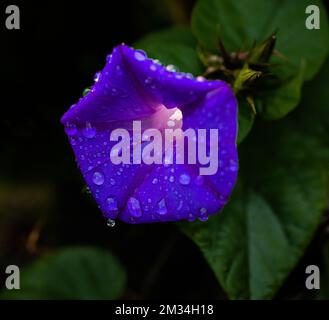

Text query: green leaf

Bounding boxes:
[1,247,126,300]
[135,27,203,75]
[181,59,329,299]
[192,0,329,80]
[237,98,255,144]
[256,63,304,120]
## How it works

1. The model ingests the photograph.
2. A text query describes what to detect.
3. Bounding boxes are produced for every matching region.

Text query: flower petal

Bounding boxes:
[120,86,238,223]
[61,44,238,223]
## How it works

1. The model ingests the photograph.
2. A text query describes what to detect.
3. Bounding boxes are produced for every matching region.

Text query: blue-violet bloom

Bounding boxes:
[61,44,238,224]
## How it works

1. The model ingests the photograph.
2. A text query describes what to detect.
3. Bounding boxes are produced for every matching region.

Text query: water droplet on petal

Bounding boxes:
[106,54,112,62]
[145,77,153,85]
[179,173,190,185]
[166,64,176,72]
[70,137,77,146]
[196,76,205,82]
[94,72,101,82]
[111,88,118,96]
[107,218,115,227]
[152,178,158,185]
[169,176,175,183]
[106,197,118,215]
[83,121,96,138]
[229,160,238,172]
[157,198,167,215]
[150,64,157,71]
[177,200,183,211]
[110,178,116,186]
[134,50,146,61]
[92,171,104,185]
[127,197,142,218]
[64,122,77,136]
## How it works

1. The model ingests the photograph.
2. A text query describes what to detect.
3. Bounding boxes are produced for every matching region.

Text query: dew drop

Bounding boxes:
[106,54,112,62]
[83,121,96,138]
[64,122,77,136]
[106,197,118,215]
[134,50,146,61]
[177,200,183,211]
[127,197,142,218]
[109,178,116,186]
[229,160,238,172]
[107,218,116,227]
[111,88,118,96]
[166,64,176,72]
[144,77,153,85]
[152,178,158,185]
[157,198,167,215]
[94,72,101,82]
[70,137,77,146]
[150,64,157,71]
[169,176,175,183]
[179,173,191,185]
[92,171,104,185]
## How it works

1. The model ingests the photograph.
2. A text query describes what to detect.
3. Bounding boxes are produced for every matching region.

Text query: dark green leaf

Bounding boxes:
[237,98,255,144]
[1,247,126,300]
[181,59,329,299]
[135,27,203,75]
[256,63,304,120]
[192,0,329,80]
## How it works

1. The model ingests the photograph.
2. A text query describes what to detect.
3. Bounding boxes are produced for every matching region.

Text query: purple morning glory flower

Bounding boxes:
[61,44,238,224]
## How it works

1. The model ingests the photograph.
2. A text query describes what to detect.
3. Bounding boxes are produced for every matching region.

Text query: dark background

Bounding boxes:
[0,0,325,299]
